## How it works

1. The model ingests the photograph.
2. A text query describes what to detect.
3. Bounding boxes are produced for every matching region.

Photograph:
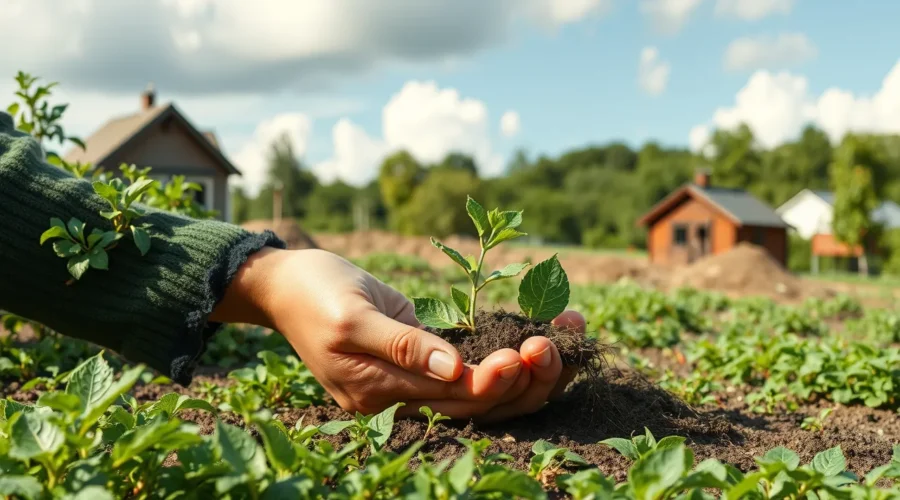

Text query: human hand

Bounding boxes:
[211,247,584,421]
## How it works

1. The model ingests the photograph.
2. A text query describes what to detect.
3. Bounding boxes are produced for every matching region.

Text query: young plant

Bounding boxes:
[419,405,451,440]
[39,217,125,281]
[413,196,571,332]
[801,407,834,432]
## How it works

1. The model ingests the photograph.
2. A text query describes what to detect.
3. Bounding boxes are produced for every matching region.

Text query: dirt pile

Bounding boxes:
[242,219,319,250]
[669,243,803,299]
[313,231,661,286]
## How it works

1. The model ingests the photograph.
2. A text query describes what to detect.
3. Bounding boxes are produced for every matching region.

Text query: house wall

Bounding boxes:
[736,225,788,266]
[647,197,737,266]
[104,117,229,219]
[811,233,864,257]
[776,191,832,239]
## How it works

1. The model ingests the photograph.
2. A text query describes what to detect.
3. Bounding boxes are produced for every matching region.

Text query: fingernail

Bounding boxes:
[498,362,521,380]
[428,350,456,380]
[531,347,552,367]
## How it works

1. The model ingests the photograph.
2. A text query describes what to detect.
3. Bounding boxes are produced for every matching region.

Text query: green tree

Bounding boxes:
[378,150,424,229]
[303,181,360,232]
[395,168,481,237]
[264,132,318,219]
[708,124,763,191]
[831,136,880,275]
[435,152,478,176]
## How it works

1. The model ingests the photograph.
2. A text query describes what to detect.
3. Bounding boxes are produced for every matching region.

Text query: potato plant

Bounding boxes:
[413,197,570,331]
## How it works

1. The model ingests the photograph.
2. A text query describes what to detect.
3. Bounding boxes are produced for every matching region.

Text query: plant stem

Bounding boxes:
[469,247,487,329]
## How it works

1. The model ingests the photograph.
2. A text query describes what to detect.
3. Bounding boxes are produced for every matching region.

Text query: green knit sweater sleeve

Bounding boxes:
[0,112,286,385]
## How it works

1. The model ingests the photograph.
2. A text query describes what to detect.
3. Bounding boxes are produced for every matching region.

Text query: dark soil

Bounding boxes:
[430,310,607,369]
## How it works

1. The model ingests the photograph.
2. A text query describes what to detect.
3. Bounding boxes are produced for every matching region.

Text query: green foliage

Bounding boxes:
[801,408,834,432]
[831,136,881,272]
[418,406,450,440]
[413,197,571,332]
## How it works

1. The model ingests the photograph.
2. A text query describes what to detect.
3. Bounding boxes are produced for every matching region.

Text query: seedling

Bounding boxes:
[413,196,570,332]
[801,407,834,432]
[419,406,451,440]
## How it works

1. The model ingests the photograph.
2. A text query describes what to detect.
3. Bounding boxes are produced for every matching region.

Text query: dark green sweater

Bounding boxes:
[0,112,285,385]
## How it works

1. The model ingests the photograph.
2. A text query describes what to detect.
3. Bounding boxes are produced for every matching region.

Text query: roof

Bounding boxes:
[809,189,900,229]
[64,103,240,176]
[638,183,789,228]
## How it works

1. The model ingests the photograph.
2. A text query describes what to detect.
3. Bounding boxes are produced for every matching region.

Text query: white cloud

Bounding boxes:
[312,119,389,185]
[230,113,312,195]
[689,59,900,150]
[714,0,794,21]
[638,47,671,96]
[0,0,610,96]
[641,0,704,35]
[536,0,614,25]
[500,111,522,137]
[314,81,508,186]
[724,33,817,72]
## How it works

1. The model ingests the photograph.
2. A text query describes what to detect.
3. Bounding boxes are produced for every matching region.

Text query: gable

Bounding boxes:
[638,186,736,227]
[110,115,224,174]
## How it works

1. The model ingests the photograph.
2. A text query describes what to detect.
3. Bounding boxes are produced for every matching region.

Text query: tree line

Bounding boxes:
[232,124,900,273]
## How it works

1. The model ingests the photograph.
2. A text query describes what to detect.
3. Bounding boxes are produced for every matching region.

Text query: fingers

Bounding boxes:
[552,310,587,332]
[347,308,465,382]
[476,336,564,423]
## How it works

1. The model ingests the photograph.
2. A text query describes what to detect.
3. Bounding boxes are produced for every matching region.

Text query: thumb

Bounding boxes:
[350,308,465,382]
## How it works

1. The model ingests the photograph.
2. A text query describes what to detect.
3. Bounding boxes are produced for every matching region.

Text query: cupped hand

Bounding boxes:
[211,247,584,421]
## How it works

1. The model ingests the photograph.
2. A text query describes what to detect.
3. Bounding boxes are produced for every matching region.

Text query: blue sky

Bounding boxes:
[303,0,900,164]
[2,0,899,192]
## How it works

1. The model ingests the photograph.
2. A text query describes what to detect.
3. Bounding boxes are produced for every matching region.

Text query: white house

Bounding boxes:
[776,189,900,240]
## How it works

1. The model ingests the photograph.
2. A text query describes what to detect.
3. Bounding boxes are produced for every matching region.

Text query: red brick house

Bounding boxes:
[638,170,790,266]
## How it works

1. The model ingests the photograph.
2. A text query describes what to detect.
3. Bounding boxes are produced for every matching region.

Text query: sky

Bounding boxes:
[2,0,899,195]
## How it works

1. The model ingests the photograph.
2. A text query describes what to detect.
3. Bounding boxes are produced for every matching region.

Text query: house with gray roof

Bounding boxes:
[638,169,789,266]
[776,189,900,240]
[64,85,241,221]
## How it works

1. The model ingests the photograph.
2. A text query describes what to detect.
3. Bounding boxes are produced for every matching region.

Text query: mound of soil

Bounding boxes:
[429,311,605,370]
[669,243,804,299]
[241,219,319,250]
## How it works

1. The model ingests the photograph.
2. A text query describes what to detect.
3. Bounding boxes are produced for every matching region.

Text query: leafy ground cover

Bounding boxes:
[3,255,900,498]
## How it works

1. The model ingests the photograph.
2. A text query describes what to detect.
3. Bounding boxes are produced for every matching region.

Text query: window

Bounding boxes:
[673,224,688,246]
[184,176,216,211]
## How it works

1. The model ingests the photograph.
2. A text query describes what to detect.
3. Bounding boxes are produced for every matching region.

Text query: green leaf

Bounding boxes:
[111,418,194,467]
[474,470,546,499]
[367,402,404,450]
[216,420,267,479]
[67,254,91,280]
[430,238,472,274]
[484,262,529,284]
[131,226,151,256]
[124,178,156,205]
[36,392,81,414]
[413,297,466,329]
[487,228,527,249]
[629,446,687,500]
[66,352,114,414]
[88,248,109,270]
[6,102,20,116]
[599,437,639,461]
[448,449,475,493]
[9,411,64,460]
[257,420,296,473]
[450,287,470,316]
[532,439,556,454]
[100,210,122,220]
[79,364,144,435]
[65,486,115,500]
[0,475,42,500]
[67,218,86,243]
[40,225,70,245]
[174,396,216,415]
[466,196,491,238]
[763,447,801,470]
[812,446,846,477]
[488,209,523,231]
[52,240,81,258]
[518,255,570,322]
[318,420,355,435]
[656,435,687,451]
[92,181,120,203]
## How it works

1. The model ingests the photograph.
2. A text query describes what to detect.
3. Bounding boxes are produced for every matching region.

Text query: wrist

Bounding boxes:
[209,246,287,329]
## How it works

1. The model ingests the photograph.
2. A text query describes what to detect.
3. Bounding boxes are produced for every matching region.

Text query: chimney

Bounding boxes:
[694,168,711,188]
[140,82,156,111]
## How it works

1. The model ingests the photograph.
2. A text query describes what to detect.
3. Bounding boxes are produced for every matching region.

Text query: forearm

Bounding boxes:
[0,112,285,384]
